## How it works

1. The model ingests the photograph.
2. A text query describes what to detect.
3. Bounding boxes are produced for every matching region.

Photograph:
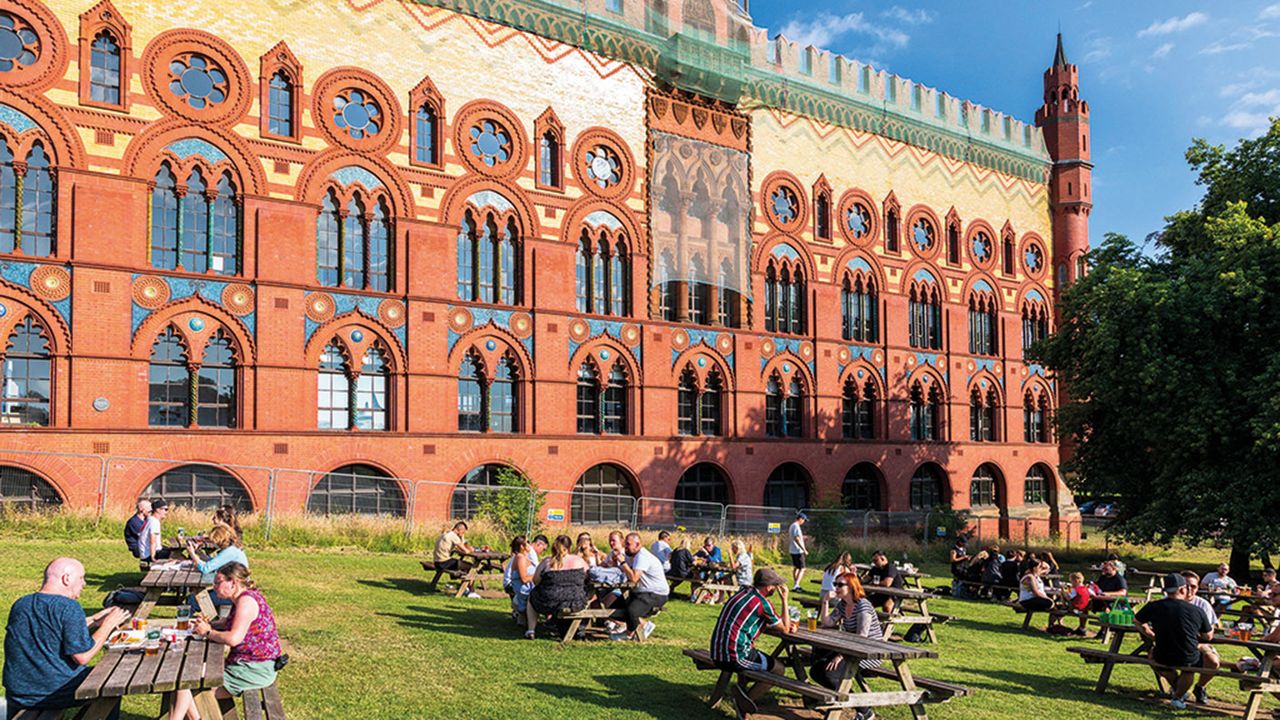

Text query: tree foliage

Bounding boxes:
[475,464,545,537]
[1033,119,1280,562]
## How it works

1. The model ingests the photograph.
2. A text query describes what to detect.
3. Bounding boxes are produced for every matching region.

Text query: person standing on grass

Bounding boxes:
[139,499,171,564]
[788,512,808,591]
[614,533,669,641]
[432,521,479,598]
[124,498,151,558]
[1180,571,1217,628]
[1134,572,1218,710]
[710,568,796,718]
[3,558,131,720]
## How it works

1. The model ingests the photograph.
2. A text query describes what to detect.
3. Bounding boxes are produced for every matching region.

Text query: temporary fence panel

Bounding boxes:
[540,489,638,530]
[635,496,725,535]
[105,456,273,517]
[0,449,104,515]
[722,504,803,537]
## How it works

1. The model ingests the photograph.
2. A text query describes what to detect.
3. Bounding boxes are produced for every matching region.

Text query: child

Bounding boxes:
[819,552,853,618]
[1063,571,1099,636]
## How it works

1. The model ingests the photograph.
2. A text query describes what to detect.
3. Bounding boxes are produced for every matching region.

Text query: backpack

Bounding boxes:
[103,586,146,608]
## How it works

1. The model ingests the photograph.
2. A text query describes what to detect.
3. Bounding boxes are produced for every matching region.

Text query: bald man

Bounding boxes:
[3,558,129,718]
[124,498,151,558]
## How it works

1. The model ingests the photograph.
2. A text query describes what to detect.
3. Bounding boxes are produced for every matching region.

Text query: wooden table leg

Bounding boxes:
[921,600,938,644]
[560,617,583,643]
[193,687,231,720]
[893,659,928,720]
[77,699,119,720]
[134,588,160,621]
[708,669,733,708]
[454,566,478,598]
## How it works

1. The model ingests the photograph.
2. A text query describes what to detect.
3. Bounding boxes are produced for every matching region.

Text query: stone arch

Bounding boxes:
[0,282,70,355]
[670,344,734,392]
[831,245,887,290]
[0,459,66,507]
[838,359,884,398]
[753,232,817,280]
[960,270,1003,309]
[294,148,414,219]
[0,89,86,168]
[900,259,947,298]
[303,311,405,373]
[439,175,539,237]
[561,198,643,248]
[134,461,258,511]
[761,351,813,390]
[675,460,736,506]
[966,460,1010,511]
[130,296,254,364]
[122,119,266,195]
[446,324,533,380]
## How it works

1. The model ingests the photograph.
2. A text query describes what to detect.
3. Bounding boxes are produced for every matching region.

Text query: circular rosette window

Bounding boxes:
[1021,235,1048,279]
[570,129,634,200]
[758,173,807,234]
[453,101,528,179]
[311,68,402,154]
[142,30,250,123]
[0,3,66,91]
[837,190,879,247]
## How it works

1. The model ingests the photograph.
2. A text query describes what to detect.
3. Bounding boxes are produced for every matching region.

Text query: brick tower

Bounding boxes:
[1035,33,1091,304]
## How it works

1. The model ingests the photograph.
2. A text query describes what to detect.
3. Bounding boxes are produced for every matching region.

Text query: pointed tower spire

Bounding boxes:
[1053,32,1068,67]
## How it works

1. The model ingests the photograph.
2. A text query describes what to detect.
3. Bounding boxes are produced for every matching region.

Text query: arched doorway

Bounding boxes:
[763,463,811,509]
[672,463,731,530]
[909,463,946,511]
[307,464,405,517]
[841,463,883,511]
[571,463,637,525]
[142,464,251,511]
[0,465,62,510]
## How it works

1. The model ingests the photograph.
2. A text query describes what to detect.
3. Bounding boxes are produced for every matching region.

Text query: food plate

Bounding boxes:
[106,629,145,648]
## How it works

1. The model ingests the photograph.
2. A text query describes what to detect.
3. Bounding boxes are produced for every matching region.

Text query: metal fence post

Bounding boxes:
[404,481,417,538]
[718,505,727,538]
[96,455,109,526]
[862,511,870,542]
[922,511,931,545]
[526,490,535,537]
[263,470,277,542]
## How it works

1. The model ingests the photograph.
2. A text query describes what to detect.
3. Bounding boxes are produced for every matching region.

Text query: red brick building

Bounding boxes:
[0,0,1088,536]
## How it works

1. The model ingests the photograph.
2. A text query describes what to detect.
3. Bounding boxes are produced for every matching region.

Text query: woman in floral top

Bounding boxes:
[169,562,280,719]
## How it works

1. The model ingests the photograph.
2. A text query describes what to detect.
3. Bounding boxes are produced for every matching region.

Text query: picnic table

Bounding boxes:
[1068,619,1280,718]
[853,563,926,589]
[136,565,215,620]
[453,550,510,598]
[693,562,739,603]
[867,586,944,644]
[552,580,635,644]
[73,636,224,719]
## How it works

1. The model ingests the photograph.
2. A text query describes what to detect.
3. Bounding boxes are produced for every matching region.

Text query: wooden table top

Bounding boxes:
[141,567,207,590]
[766,625,937,661]
[1097,621,1279,654]
[853,563,923,577]
[75,637,223,700]
[866,585,936,600]
[461,550,510,561]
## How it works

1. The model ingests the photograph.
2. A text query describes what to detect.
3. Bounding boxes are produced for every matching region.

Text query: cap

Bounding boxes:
[1162,572,1187,592]
[753,567,787,588]
[151,499,168,510]
[796,512,808,520]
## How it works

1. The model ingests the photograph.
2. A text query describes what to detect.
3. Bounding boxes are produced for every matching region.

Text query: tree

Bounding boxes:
[1034,118,1280,579]
[475,465,545,537]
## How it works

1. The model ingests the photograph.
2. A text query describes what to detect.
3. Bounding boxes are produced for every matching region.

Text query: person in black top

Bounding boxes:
[948,536,970,579]
[1091,559,1128,611]
[123,499,150,558]
[1134,573,1218,709]
[865,551,903,613]
[995,549,1024,601]
[668,538,695,579]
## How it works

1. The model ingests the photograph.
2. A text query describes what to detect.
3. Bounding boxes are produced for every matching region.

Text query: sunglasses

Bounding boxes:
[833,582,849,588]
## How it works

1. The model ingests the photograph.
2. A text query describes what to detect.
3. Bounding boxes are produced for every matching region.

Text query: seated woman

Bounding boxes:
[730,540,754,588]
[668,538,695,579]
[170,562,280,720]
[819,552,854,618]
[525,535,587,640]
[810,573,883,712]
[1017,561,1057,619]
[211,505,243,543]
[576,532,604,568]
[187,525,248,612]
[508,536,536,623]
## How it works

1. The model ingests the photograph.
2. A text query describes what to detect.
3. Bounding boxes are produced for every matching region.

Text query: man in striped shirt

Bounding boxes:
[710,568,795,717]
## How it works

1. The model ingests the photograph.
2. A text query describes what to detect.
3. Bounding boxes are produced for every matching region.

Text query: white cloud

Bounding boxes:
[777,11,910,54]
[1218,87,1280,136]
[1261,4,1280,20]
[1199,28,1279,55]
[1150,42,1174,60]
[1220,80,1260,97]
[1239,89,1280,106]
[880,7,935,25]
[1137,11,1209,38]
[1082,37,1113,64]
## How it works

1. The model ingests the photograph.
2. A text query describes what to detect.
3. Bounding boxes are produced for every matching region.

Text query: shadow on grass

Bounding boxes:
[519,674,711,719]
[86,570,145,593]
[378,603,518,641]
[356,576,439,596]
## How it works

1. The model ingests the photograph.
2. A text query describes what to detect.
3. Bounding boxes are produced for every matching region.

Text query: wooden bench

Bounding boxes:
[240,681,287,720]
[666,574,703,599]
[1013,604,1096,630]
[9,709,64,720]
[692,582,740,604]
[1067,646,1280,718]
[860,665,971,703]
[554,606,630,644]
[420,560,464,591]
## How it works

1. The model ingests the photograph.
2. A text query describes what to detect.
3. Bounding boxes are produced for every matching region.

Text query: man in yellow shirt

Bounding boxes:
[433,521,475,575]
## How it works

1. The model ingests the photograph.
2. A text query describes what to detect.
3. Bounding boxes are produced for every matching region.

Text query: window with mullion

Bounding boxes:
[1,317,50,426]
[677,369,697,436]
[267,71,294,137]
[415,105,437,164]
[180,171,209,273]
[765,374,782,437]
[764,266,778,332]
[317,343,350,430]
[476,218,495,303]
[148,328,189,427]
[489,356,517,433]
[498,220,518,305]
[195,332,236,428]
[602,364,627,434]
[576,236,589,312]
[592,240,607,314]
[576,362,599,434]
[355,346,388,431]
[610,246,627,317]
[457,353,485,432]
[342,197,366,290]
[0,140,16,253]
[787,272,804,334]
[970,469,997,507]
[700,371,722,436]
[89,32,122,105]
[367,200,390,292]
[209,174,237,275]
[457,212,476,300]
[783,377,804,438]
[20,145,54,257]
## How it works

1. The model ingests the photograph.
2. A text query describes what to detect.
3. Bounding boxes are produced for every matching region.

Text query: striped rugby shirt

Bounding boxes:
[710,586,781,665]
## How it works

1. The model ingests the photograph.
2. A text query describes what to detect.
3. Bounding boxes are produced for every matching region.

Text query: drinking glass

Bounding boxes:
[176,606,191,632]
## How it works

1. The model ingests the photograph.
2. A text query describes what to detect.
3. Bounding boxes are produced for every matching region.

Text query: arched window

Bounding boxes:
[575,360,599,434]
[1024,389,1051,443]
[909,380,941,441]
[451,464,511,518]
[1003,234,1016,275]
[676,365,723,436]
[539,131,560,187]
[910,465,945,510]
[885,207,900,253]
[195,330,236,428]
[841,375,875,440]
[970,464,999,508]
[1024,465,1051,505]
[765,261,806,335]
[788,268,805,334]
[317,341,349,430]
[0,465,62,509]
[457,350,518,433]
[947,221,961,265]
[148,327,189,427]
[2,316,51,425]
[602,362,628,434]
[267,70,294,137]
[89,31,122,105]
[148,166,239,275]
[180,169,209,272]
[355,344,389,431]
[687,256,709,325]
[457,351,484,432]
[571,463,636,525]
[1022,301,1049,358]
[677,366,697,436]
[307,464,405,517]
[908,282,942,350]
[764,463,810,509]
[841,273,878,342]
[491,354,518,432]
[0,140,56,257]
[842,463,881,511]
[208,173,238,275]
[765,374,804,438]
[676,463,730,525]
[969,386,998,442]
[814,190,831,240]
[764,264,778,332]
[968,291,998,356]
[144,464,251,511]
[700,368,723,436]
[576,228,629,317]
[316,191,392,292]
[592,238,607,313]
[457,204,520,306]
[414,104,438,165]
[575,234,589,313]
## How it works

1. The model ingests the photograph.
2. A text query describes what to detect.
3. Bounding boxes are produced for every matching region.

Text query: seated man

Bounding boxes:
[650,530,673,571]
[124,498,150,558]
[1180,571,1217,627]
[710,568,796,717]
[1254,567,1277,595]
[138,499,172,565]
[1134,572,1218,709]
[865,551,904,613]
[1201,563,1238,612]
[432,521,477,597]
[1091,559,1128,612]
[695,536,723,565]
[3,558,131,719]
[615,533,670,641]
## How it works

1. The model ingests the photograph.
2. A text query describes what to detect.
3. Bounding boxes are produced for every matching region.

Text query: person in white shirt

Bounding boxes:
[1181,571,1218,627]
[617,532,669,641]
[650,530,673,571]
[1202,563,1238,610]
[138,500,171,563]
[788,513,808,591]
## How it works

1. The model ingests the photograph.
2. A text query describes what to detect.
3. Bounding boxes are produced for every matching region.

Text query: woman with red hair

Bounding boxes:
[811,571,883,717]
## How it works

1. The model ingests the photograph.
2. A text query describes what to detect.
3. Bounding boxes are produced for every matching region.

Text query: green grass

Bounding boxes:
[1,538,1270,719]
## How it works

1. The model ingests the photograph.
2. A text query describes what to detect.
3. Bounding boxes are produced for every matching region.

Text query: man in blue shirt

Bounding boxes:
[3,557,130,718]
[124,498,150,558]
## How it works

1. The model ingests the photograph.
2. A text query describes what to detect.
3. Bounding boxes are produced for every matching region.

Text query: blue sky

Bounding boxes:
[745,1,1280,249]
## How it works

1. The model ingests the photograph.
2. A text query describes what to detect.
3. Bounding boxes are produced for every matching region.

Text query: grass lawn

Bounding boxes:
[0,538,1266,719]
